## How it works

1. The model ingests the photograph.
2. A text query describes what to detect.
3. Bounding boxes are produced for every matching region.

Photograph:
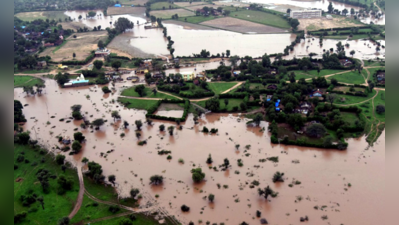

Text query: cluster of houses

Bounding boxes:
[95,48,111,57]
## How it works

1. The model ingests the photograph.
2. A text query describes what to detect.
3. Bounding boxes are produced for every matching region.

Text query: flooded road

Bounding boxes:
[15,78,384,224]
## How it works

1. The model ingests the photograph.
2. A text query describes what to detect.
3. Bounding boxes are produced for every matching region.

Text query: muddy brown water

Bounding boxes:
[15,78,384,224]
[242,0,362,11]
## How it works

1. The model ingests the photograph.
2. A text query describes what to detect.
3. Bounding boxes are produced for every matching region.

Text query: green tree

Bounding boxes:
[93,60,103,70]
[58,217,70,225]
[222,158,230,169]
[135,120,143,130]
[57,175,74,190]
[73,52,76,58]
[224,99,229,108]
[326,94,337,106]
[350,50,356,57]
[102,86,111,93]
[168,126,174,135]
[328,2,334,13]
[150,175,163,185]
[74,132,85,143]
[123,120,129,129]
[82,157,89,164]
[206,154,213,164]
[226,50,230,57]
[55,72,70,85]
[306,123,327,138]
[252,113,263,126]
[258,186,278,200]
[323,136,333,147]
[191,168,206,182]
[88,11,96,17]
[56,155,65,165]
[272,171,284,182]
[205,96,220,111]
[114,17,134,33]
[208,194,215,202]
[108,175,116,185]
[376,104,385,114]
[130,188,140,198]
[112,61,122,71]
[159,124,165,131]
[289,19,299,30]
[72,140,82,153]
[97,40,104,49]
[111,111,121,121]
[92,118,105,129]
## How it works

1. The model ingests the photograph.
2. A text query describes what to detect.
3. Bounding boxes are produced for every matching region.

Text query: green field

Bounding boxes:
[334,89,376,105]
[70,194,128,224]
[373,90,385,122]
[118,98,160,111]
[196,98,259,111]
[291,69,346,80]
[230,10,291,29]
[15,11,68,22]
[177,15,216,24]
[150,2,180,10]
[364,61,384,67]
[327,71,365,84]
[208,82,238,94]
[14,76,44,87]
[14,144,80,225]
[341,112,359,126]
[121,86,179,99]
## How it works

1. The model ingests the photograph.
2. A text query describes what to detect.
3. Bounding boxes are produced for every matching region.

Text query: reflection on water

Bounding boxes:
[14,79,385,224]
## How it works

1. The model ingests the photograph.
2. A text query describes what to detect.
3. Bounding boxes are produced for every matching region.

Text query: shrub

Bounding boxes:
[191,168,206,182]
[208,194,215,202]
[150,175,163,185]
[14,211,27,224]
[108,205,120,214]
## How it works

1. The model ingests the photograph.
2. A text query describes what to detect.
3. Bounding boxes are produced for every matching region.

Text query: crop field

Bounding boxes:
[200,17,288,33]
[150,9,196,19]
[230,10,291,29]
[15,11,68,22]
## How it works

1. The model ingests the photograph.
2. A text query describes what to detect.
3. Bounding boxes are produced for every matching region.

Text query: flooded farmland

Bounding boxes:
[14,78,384,224]
[242,0,361,11]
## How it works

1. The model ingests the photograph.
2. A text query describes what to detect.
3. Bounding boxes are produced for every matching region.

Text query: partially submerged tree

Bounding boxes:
[252,113,263,126]
[208,194,215,202]
[73,132,85,143]
[123,120,129,129]
[72,140,82,153]
[258,185,278,200]
[272,171,285,183]
[191,168,206,182]
[168,126,174,136]
[135,120,143,130]
[150,175,164,185]
[130,188,140,198]
[159,124,165,132]
[92,118,105,129]
[206,154,213,164]
[108,175,116,186]
[111,111,121,121]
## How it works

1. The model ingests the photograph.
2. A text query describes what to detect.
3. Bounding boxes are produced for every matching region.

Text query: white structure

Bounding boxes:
[326,14,333,20]
[290,9,322,19]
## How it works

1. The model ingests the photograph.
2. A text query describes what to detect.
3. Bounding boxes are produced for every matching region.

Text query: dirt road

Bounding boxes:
[68,166,84,219]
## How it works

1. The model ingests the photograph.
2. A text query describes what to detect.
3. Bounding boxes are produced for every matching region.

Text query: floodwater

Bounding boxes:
[15,78,385,224]
[155,110,184,118]
[242,0,361,11]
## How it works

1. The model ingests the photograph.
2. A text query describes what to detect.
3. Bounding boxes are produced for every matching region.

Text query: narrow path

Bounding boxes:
[221,81,244,94]
[303,70,352,81]
[120,96,165,101]
[68,166,85,219]
[155,89,183,100]
[84,212,133,224]
[333,89,379,106]
[191,102,210,113]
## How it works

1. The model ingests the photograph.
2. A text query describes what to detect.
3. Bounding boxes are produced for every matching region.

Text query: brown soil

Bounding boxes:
[59,22,89,31]
[107,7,146,17]
[163,20,216,30]
[298,17,363,32]
[200,17,288,34]
[15,178,23,183]
[157,103,184,111]
[39,31,108,62]
[107,34,158,58]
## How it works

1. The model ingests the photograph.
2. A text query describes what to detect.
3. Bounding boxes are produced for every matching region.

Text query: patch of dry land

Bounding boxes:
[150,9,195,19]
[107,34,156,58]
[119,0,148,6]
[200,17,288,33]
[298,17,364,31]
[163,20,216,30]
[15,11,68,22]
[39,31,108,62]
[59,22,89,31]
[107,6,146,16]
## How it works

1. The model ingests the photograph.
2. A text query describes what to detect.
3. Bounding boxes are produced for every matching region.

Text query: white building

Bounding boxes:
[290,10,322,19]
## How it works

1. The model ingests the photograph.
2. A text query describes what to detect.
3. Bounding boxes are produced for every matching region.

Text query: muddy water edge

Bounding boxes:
[15,78,384,224]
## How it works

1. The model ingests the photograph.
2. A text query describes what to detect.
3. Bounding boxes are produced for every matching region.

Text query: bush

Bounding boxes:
[181,204,190,212]
[119,218,133,225]
[14,211,27,224]
[191,168,206,182]
[108,205,120,214]
[376,104,385,114]
[102,86,111,93]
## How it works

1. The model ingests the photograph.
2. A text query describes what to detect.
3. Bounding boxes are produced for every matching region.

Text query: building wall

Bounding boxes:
[290,10,322,19]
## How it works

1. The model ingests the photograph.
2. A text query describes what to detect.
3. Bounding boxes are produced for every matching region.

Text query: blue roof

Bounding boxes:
[276,108,280,111]
[275,102,279,107]
[72,80,89,84]
[25,33,30,35]
[41,32,44,34]
[267,99,270,101]
[115,4,121,7]
[21,26,26,29]
[277,99,280,102]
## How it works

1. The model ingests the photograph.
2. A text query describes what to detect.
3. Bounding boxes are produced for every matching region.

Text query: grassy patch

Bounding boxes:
[291,69,346,80]
[118,98,160,111]
[374,90,385,122]
[364,61,384,67]
[207,82,238,94]
[52,40,68,53]
[341,112,359,126]
[177,15,216,24]
[150,2,180,10]
[230,10,291,29]
[334,89,376,105]
[70,194,128,224]
[121,87,179,99]
[14,76,44,88]
[327,71,365,85]
[91,213,169,225]
[14,144,80,225]
[15,11,68,22]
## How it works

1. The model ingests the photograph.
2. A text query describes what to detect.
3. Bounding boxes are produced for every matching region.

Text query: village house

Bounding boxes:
[233,70,241,77]
[340,59,353,67]
[312,89,323,97]
[196,73,206,81]
[142,59,153,68]
[153,71,163,79]
[58,64,68,70]
[267,84,278,90]
[269,68,278,76]
[266,95,273,101]
[136,68,149,74]
[181,72,195,81]
[376,71,385,84]
[95,48,111,57]
[64,74,89,87]
[44,43,54,47]
[298,102,312,114]
[37,61,47,68]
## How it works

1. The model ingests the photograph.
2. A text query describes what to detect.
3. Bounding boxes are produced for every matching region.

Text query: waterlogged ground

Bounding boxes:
[15,78,384,224]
